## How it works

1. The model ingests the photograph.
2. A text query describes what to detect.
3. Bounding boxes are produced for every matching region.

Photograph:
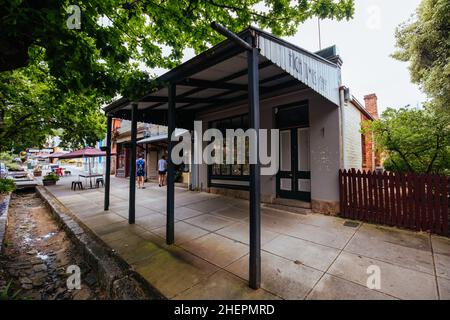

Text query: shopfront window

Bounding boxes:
[209,114,249,181]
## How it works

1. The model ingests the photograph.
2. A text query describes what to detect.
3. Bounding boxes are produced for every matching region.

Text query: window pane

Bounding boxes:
[208,115,250,179]
[280,130,291,171]
[297,128,310,172]
[232,165,241,176]
[221,165,230,175]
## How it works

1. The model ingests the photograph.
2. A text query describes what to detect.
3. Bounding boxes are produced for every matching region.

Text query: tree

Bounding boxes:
[1,0,355,150]
[392,0,450,112]
[0,65,106,152]
[363,107,450,174]
[1,0,355,97]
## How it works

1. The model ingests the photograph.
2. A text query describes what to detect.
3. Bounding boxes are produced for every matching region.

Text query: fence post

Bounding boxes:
[442,176,449,236]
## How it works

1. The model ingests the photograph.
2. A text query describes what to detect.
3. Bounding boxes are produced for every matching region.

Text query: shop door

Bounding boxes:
[277,127,311,202]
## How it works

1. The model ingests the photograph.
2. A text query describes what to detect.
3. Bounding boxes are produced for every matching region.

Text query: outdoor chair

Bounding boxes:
[64,170,71,176]
[95,177,104,188]
[71,181,83,190]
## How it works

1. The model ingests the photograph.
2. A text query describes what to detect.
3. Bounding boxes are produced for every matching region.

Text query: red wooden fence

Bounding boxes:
[339,169,449,236]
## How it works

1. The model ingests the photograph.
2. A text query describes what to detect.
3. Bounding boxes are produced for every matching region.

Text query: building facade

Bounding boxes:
[104,27,382,215]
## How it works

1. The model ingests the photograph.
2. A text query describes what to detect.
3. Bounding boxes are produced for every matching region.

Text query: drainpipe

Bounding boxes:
[371,131,376,170]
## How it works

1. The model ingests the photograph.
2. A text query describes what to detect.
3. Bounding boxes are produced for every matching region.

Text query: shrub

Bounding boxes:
[43,172,60,182]
[0,152,13,163]
[6,163,22,171]
[0,178,15,194]
[0,281,22,300]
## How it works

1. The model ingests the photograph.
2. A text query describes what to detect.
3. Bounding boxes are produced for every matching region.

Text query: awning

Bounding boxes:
[57,147,106,159]
[103,26,342,127]
[137,129,189,144]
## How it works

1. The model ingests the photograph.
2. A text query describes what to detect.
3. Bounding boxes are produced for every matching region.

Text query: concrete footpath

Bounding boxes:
[44,175,450,300]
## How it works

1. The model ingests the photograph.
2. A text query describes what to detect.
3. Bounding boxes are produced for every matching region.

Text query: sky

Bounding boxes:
[149,0,426,115]
[284,0,427,113]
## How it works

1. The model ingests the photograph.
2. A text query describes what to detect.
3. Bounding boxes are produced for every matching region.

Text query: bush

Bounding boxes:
[0,280,22,300]
[0,178,15,194]
[0,152,13,163]
[6,163,22,171]
[43,172,60,182]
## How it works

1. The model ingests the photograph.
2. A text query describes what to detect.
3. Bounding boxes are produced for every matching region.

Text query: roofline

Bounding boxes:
[103,26,340,113]
[351,95,374,120]
[251,26,339,68]
[104,97,129,113]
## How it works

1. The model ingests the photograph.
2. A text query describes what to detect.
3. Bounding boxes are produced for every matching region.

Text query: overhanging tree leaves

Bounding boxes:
[0,66,106,152]
[1,0,355,95]
[1,0,355,150]
[392,0,450,112]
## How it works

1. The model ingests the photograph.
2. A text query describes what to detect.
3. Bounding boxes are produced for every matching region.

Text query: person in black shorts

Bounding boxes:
[136,155,146,189]
[158,155,167,187]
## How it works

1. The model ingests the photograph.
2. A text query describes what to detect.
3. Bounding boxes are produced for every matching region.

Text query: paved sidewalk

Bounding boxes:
[45,174,450,300]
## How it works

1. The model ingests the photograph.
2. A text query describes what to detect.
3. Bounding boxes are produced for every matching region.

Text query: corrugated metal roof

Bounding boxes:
[137,129,188,144]
[104,26,342,120]
[257,33,341,106]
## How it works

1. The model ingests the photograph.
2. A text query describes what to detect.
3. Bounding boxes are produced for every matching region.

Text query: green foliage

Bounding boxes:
[0,0,355,151]
[363,107,450,174]
[0,152,13,163]
[43,172,60,182]
[0,67,107,151]
[5,163,22,171]
[1,0,355,96]
[0,152,22,171]
[392,0,450,112]
[0,178,15,194]
[0,281,22,300]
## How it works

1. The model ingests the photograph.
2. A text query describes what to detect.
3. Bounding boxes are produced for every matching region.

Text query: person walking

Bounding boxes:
[136,154,146,189]
[158,155,167,187]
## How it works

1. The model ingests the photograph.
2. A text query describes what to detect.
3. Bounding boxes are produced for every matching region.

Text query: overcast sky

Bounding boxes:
[150,0,426,114]
[284,0,426,113]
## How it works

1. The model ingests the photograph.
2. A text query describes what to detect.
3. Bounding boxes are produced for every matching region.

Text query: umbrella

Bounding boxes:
[48,152,68,159]
[57,147,108,182]
[57,147,107,159]
[33,153,50,159]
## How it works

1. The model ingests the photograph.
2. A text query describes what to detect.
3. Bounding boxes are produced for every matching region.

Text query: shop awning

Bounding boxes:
[103,27,342,128]
[137,129,188,144]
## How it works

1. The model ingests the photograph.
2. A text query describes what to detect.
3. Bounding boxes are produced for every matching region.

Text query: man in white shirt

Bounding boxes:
[158,155,167,187]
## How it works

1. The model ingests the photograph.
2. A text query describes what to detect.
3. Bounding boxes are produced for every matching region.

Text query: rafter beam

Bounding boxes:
[181,78,248,91]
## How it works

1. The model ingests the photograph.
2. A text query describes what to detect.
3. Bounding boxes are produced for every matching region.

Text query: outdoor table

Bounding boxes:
[79,173,103,189]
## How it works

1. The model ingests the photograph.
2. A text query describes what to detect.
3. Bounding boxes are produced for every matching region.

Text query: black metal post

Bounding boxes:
[129,103,138,224]
[104,115,112,211]
[166,84,176,245]
[248,47,261,289]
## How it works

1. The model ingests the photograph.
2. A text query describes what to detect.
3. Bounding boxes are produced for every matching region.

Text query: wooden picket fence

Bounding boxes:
[339,169,450,236]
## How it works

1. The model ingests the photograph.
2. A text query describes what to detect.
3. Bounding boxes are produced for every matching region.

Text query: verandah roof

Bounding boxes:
[103,27,342,129]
